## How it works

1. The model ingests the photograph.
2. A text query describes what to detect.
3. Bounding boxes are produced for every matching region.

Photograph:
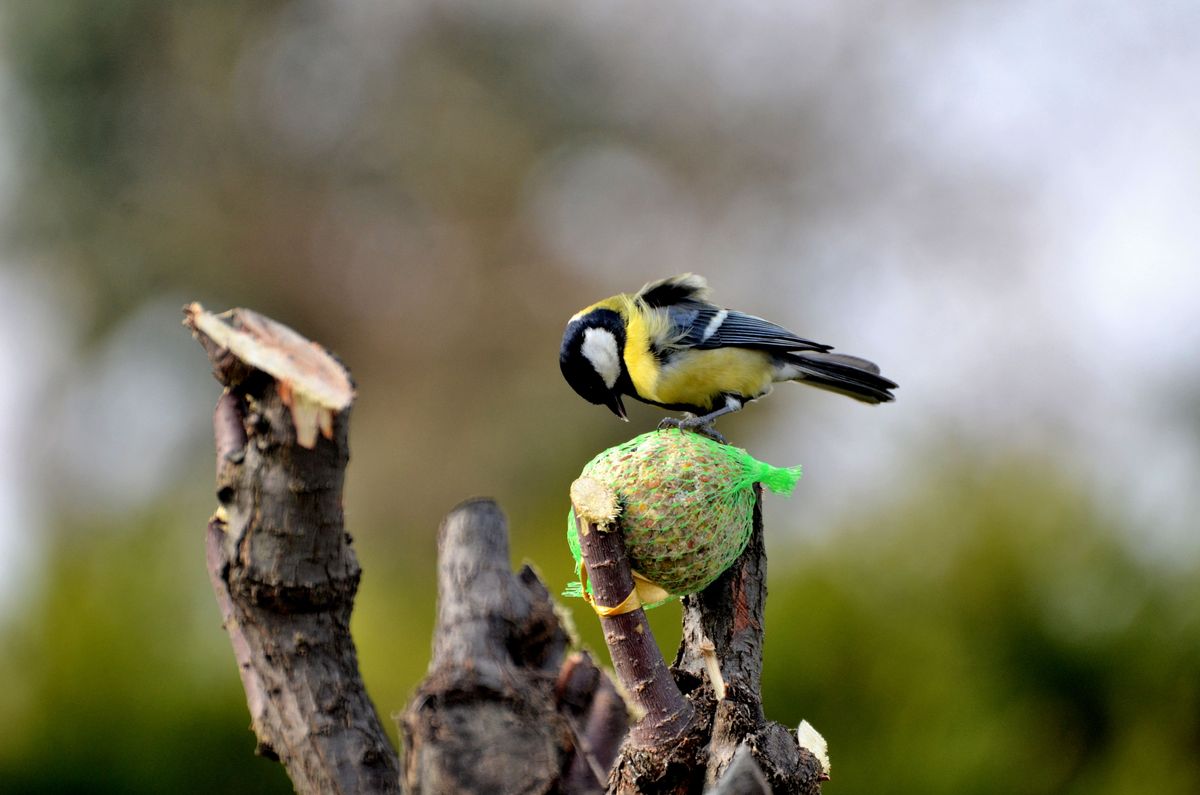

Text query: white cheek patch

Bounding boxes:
[581,327,621,389]
[700,309,728,342]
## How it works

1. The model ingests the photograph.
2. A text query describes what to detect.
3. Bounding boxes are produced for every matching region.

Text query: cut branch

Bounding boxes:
[572,483,828,794]
[402,498,628,794]
[571,478,695,748]
[187,304,400,794]
[188,303,828,794]
[671,488,826,794]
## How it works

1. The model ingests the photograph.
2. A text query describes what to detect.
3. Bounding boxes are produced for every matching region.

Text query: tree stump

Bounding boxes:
[188,304,828,794]
[185,304,399,793]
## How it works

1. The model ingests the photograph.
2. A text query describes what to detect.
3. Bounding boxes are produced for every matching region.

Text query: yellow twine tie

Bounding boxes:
[583,586,642,617]
[579,563,644,617]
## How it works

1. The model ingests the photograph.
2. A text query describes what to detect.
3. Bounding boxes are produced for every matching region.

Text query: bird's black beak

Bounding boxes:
[605,392,628,422]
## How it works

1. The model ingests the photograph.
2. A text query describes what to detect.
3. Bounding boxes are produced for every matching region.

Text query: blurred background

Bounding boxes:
[1,1,1198,793]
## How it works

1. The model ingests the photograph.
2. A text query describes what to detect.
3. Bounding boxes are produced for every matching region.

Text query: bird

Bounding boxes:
[559,274,896,440]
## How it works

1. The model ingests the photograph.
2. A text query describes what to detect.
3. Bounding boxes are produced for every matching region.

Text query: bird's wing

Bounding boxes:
[663,300,832,353]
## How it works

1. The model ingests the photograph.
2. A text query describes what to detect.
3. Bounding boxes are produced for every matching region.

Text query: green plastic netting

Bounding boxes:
[565,430,802,609]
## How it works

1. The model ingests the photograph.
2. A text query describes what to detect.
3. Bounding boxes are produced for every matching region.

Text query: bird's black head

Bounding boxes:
[559,308,629,421]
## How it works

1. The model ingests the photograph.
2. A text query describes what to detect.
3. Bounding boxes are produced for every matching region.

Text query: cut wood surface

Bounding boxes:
[186,304,399,794]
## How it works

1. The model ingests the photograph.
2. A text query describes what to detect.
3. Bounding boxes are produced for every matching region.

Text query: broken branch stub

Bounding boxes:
[603,488,826,794]
[671,489,827,794]
[403,499,630,794]
[187,304,398,794]
[570,477,695,749]
[185,302,353,448]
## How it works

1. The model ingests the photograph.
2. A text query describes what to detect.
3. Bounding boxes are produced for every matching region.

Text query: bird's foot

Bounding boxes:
[657,416,727,445]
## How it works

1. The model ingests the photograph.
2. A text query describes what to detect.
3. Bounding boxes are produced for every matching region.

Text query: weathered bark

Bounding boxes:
[401,499,628,794]
[710,745,771,795]
[607,490,827,795]
[560,659,630,794]
[187,306,400,793]
[188,304,827,795]
[571,482,695,749]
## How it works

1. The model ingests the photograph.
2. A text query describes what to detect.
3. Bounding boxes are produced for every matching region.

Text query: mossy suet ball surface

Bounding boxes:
[567,430,802,603]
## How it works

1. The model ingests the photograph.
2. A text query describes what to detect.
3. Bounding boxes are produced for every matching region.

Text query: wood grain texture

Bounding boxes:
[190,304,826,794]
[403,499,628,795]
[674,489,826,795]
[571,504,695,750]
[606,488,825,794]
[190,308,400,794]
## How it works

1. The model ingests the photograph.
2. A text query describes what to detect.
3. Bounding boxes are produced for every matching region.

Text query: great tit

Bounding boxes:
[559,274,896,436]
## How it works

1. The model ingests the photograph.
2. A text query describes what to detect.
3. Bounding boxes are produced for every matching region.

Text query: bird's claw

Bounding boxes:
[658,416,727,445]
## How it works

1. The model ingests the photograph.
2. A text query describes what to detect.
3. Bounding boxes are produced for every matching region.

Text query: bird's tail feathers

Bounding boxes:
[783,351,897,404]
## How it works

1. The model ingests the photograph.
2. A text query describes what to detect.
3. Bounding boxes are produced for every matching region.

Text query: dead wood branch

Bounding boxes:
[401,499,627,794]
[186,304,399,793]
[187,304,827,795]
[607,488,827,795]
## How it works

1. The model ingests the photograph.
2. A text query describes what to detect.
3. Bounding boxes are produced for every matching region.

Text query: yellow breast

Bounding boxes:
[629,345,775,411]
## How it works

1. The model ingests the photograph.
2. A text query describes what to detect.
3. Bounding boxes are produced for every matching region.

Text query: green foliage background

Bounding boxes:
[1,3,1197,793]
